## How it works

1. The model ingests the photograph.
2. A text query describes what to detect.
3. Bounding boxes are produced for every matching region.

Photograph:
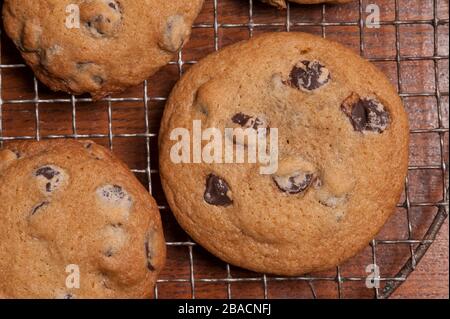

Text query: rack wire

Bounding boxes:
[0,0,448,299]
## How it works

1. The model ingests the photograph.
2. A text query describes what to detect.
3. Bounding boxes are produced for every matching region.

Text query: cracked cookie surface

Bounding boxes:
[2,0,204,99]
[159,32,409,276]
[0,140,165,298]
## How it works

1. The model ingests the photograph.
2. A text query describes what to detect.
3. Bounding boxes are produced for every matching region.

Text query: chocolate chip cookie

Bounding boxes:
[159,32,409,276]
[261,0,352,9]
[2,0,204,99]
[0,140,165,298]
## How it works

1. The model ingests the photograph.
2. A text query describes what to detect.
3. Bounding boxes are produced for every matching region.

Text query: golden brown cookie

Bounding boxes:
[159,32,409,276]
[0,140,165,298]
[261,0,353,9]
[2,0,204,99]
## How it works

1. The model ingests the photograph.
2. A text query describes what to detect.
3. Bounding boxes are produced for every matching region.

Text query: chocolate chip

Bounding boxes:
[31,201,49,215]
[81,1,122,38]
[108,1,119,10]
[273,171,314,195]
[204,174,233,206]
[85,18,104,35]
[341,93,390,133]
[100,185,128,201]
[35,166,59,180]
[97,185,132,219]
[34,166,65,194]
[289,60,330,91]
[64,294,74,299]
[12,150,22,159]
[228,113,269,147]
[232,113,267,130]
[232,113,251,126]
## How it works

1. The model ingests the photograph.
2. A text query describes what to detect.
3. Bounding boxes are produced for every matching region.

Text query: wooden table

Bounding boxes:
[392,219,448,299]
[0,0,448,299]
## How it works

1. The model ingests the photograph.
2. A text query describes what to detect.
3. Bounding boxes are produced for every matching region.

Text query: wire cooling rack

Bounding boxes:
[0,0,448,299]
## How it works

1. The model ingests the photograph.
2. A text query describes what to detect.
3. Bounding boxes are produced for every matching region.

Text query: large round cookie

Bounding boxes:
[159,32,409,276]
[0,140,165,298]
[2,0,204,99]
[261,0,353,9]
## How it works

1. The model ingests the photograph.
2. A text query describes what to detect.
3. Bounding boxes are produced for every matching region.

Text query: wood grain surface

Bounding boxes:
[0,0,448,299]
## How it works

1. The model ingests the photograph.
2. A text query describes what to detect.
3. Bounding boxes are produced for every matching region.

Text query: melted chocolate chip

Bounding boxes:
[108,1,119,10]
[35,166,59,180]
[204,174,233,207]
[12,150,22,159]
[31,201,49,215]
[341,93,390,133]
[101,185,127,201]
[232,113,267,130]
[289,60,330,91]
[273,172,314,195]
[232,113,251,126]
[97,185,132,218]
[34,166,64,194]
[82,0,122,38]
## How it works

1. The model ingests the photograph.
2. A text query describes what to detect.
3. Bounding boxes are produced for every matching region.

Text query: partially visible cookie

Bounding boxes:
[2,0,204,99]
[261,0,353,9]
[0,140,165,298]
[159,32,409,276]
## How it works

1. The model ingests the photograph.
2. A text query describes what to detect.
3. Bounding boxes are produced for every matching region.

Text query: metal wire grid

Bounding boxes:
[0,0,448,299]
